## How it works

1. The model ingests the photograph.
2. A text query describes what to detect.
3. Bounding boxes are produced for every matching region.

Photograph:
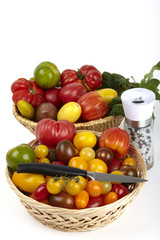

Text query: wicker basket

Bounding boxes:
[6,137,146,232]
[12,104,124,134]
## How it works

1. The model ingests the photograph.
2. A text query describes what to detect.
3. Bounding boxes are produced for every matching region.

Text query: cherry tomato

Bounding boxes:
[68,156,88,170]
[95,147,114,165]
[48,192,74,209]
[77,176,87,190]
[108,158,122,173]
[85,180,102,197]
[33,183,50,202]
[88,158,108,173]
[47,148,58,163]
[75,190,89,209]
[66,178,82,196]
[99,181,112,195]
[122,157,136,167]
[56,140,75,165]
[111,170,124,184]
[119,165,137,177]
[86,196,104,208]
[38,158,50,163]
[34,145,49,158]
[73,131,97,151]
[104,192,118,204]
[112,184,128,199]
[79,147,95,161]
[47,177,64,194]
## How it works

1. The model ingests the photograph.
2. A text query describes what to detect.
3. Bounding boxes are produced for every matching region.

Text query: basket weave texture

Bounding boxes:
[12,104,124,134]
[6,137,146,232]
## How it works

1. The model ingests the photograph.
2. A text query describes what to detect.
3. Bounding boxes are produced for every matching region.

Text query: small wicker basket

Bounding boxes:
[6,136,146,232]
[12,104,124,134]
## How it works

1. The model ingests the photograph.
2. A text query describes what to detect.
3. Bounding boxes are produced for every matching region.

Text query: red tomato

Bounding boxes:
[112,184,128,199]
[99,127,130,158]
[59,82,87,104]
[77,91,108,121]
[11,78,45,108]
[108,158,122,173]
[86,196,104,208]
[35,118,76,148]
[44,87,63,108]
[61,65,102,91]
[33,183,50,202]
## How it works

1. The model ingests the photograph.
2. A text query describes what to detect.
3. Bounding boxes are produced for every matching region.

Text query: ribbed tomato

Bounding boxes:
[99,127,130,158]
[61,65,102,91]
[11,78,45,108]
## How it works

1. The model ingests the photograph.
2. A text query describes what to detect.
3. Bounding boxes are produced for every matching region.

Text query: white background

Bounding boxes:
[0,0,160,239]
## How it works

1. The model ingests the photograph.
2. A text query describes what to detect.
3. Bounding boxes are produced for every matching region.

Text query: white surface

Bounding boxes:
[1,0,160,239]
[121,88,155,121]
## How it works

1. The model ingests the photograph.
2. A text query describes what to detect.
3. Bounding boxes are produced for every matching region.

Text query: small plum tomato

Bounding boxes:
[75,190,89,209]
[33,183,50,202]
[68,156,88,170]
[88,158,108,173]
[104,192,118,204]
[112,184,129,199]
[122,157,136,167]
[38,158,50,163]
[85,180,102,197]
[73,131,97,151]
[99,181,112,195]
[34,145,49,158]
[111,170,124,184]
[47,177,64,194]
[66,178,82,195]
[86,195,104,208]
[79,147,95,161]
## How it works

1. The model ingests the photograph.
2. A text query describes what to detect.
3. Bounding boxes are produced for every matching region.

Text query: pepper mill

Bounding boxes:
[121,88,155,170]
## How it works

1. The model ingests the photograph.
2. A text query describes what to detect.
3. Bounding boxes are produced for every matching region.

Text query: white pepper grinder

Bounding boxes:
[121,88,155,170]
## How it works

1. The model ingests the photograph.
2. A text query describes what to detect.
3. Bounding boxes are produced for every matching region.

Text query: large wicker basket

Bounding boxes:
[6,135,146,232]
[12,104,124,134]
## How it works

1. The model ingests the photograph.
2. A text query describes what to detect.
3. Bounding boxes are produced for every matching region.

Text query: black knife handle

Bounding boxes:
[17,163,87,178]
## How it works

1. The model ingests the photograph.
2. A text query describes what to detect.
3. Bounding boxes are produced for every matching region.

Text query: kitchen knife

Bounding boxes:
[17,163,147,183]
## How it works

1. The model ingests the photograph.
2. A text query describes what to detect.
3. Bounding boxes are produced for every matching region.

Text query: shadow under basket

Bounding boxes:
[6,141,146,232]
[12,104,124,134]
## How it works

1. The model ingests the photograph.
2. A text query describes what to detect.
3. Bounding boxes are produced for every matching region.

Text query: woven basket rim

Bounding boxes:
[12,104,124,129]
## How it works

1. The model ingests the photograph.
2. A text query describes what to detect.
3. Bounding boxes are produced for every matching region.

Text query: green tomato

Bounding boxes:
[6,144,36,171]
[34,61,61,89]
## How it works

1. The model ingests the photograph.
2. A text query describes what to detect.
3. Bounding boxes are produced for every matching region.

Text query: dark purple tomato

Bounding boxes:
[47,148,58,163]
[86,196,104,208]
[108,158,122,173]
[33,183,50,202]
[95,147,114,165]
[48,192,74,209]
[35,102,58,122]
[112,184,128,199]
[56,140,75,164]
[119,165,137,177]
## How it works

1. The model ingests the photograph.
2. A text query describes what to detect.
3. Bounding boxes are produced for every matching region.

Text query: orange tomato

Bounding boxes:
[85,180,102,197]
[104,192,118,204]
[122,157,136,167]
[68,156,88,170]
[75,190,89,209]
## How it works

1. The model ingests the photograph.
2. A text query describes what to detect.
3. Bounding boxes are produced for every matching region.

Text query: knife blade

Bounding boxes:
[17,163,147,183]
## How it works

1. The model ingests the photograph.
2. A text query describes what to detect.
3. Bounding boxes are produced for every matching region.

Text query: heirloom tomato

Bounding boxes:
[12,172,46,193]
[34,61,61,89]
[6,144,36,171]
[61,65,102,91]
[35,102,58,122]
[99,127,130,158]
[77,91,108,121]
[57,102,82,123]
[11,78,45,108]
[35,118,76,148]
[96,88,118,104]
[59,82,87,104]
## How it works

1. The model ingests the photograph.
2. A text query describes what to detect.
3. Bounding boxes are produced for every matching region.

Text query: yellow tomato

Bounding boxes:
[88,158,108,173]
[96,88,117,103]
[68,156,88,170]
[57,102,82,123]
[111,170,124,184]
[73,131,97,151]
[12,172,46,193]
[17,100,35,120]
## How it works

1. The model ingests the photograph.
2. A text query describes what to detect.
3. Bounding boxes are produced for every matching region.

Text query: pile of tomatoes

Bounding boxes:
[10,128,138,209]
[11,61,118,123]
